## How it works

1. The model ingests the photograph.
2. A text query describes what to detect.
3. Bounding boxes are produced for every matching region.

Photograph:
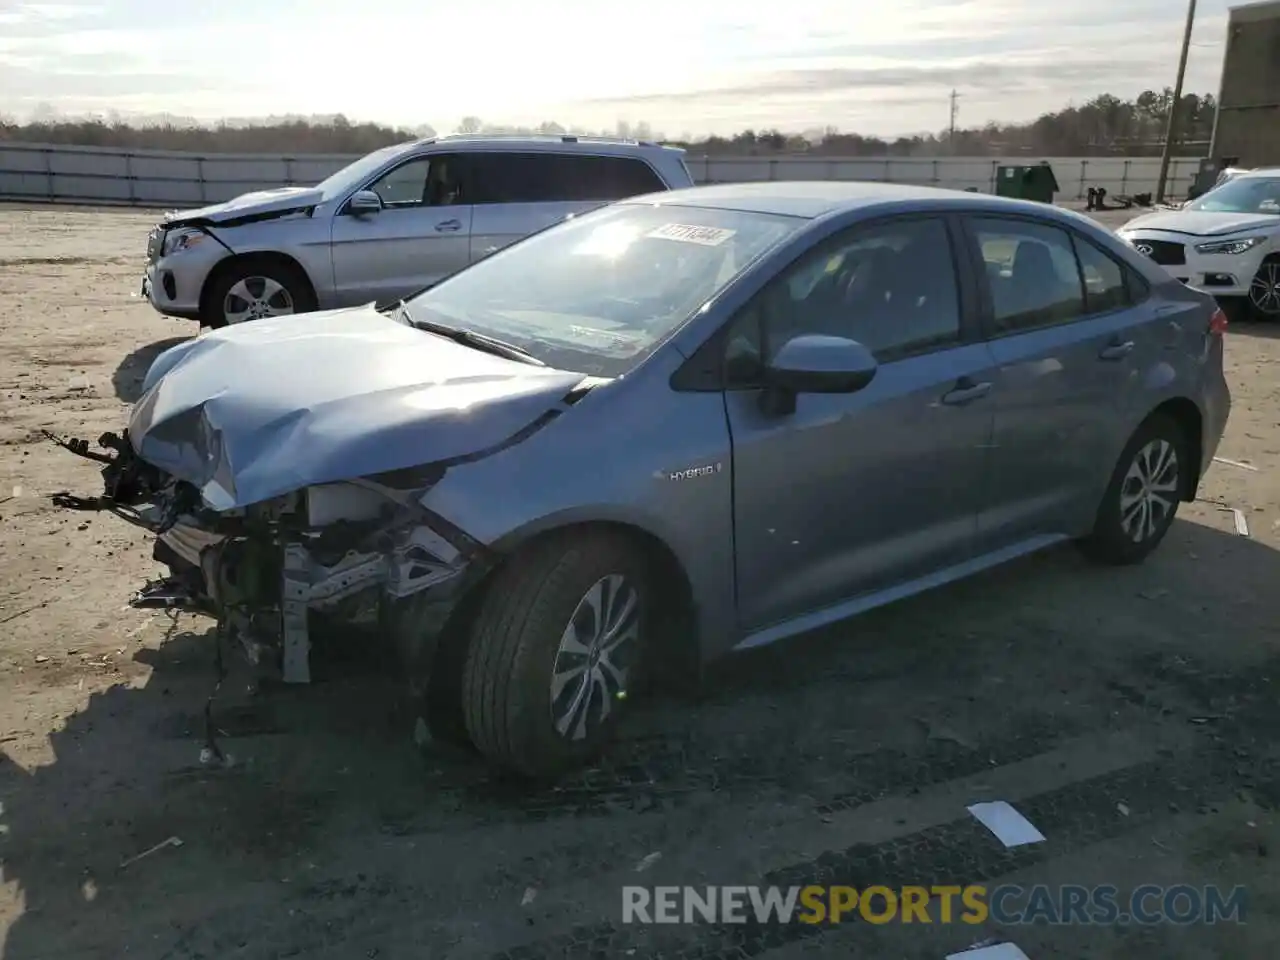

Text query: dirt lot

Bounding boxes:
[2,203,1280,960]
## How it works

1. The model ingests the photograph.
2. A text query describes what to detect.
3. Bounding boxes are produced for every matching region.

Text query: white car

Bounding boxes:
[1118,168,1280,319]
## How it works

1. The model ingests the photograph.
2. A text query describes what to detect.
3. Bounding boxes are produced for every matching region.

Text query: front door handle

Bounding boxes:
[435,219,462,233]
[941,378,992,405]
[1099,339,1135,360]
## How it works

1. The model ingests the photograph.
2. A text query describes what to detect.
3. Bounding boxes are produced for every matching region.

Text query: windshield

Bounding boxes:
[1186,177,1280,214]
[314,142,414,201]
[403,202,805,377]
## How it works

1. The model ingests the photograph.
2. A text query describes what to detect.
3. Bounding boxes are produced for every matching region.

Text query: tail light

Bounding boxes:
[1209,306,1228,336]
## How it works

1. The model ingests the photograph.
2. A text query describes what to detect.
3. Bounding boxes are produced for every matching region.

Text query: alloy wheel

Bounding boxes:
[223,276,294,324]
[1119,439,1179,543]
[549,574,639,741]
[1248,262,1280,316]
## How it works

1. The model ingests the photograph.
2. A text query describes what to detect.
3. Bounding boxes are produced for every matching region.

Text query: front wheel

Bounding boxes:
[201,260,316,329]
[1248,258,1280,320]
[1079,414,1186,566]
[460,532,649,778]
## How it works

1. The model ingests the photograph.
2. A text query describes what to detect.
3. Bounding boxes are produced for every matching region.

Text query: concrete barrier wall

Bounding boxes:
[0,141,1204,208]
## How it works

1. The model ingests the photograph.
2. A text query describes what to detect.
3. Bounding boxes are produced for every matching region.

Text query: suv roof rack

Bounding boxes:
[434,132,664,148]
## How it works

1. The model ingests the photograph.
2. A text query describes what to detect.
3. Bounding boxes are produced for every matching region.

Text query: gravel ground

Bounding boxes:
[1,202,1280,960]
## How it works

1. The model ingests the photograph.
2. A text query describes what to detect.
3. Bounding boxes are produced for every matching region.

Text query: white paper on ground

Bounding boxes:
[1232,508,1250,537]
[966,801,1046,847]
[946,943,1032,960]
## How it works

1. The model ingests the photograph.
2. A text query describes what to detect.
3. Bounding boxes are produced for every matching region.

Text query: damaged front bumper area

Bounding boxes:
[49,429,486,685]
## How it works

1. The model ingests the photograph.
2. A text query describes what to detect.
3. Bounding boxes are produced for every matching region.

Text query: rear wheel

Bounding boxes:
[201,259,316,329]
[460,532,649,778]
[1079,414,1186,565]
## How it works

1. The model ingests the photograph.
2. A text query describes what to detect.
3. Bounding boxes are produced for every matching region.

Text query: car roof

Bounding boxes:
[623,180,1083,221]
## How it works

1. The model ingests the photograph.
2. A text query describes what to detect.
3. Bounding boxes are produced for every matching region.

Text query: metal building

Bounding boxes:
[1210,0,1280,165]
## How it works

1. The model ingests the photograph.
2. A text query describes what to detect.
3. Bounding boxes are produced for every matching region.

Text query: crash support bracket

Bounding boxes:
[280,543,313,684]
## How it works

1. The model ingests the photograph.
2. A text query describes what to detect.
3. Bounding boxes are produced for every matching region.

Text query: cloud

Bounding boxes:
[0,2,103,30]
[566,0,1230,134]
[0,0,1234,136]
[586,57,1167,108]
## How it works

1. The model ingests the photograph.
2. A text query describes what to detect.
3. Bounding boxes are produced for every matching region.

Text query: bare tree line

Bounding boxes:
[0,89,1215,157]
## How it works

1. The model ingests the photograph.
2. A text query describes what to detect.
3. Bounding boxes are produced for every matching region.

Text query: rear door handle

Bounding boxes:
[1099,340,1135,360]
[941,379,992,405]
[435,219,462,233]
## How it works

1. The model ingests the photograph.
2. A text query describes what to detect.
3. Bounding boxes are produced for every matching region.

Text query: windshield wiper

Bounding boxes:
[387,298,417,325]
[392,301,545,366]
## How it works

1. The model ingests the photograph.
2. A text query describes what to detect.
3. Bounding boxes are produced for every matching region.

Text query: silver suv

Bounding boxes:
[140,135,694,328]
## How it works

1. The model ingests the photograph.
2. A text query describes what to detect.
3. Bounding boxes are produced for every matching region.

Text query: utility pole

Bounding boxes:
[1156,0,1197,203]
[949,90,960,153]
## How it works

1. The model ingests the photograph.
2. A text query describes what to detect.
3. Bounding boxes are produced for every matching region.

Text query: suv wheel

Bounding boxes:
[1079,413,1185,565]
[460,532,649,778]
[1248,257,1280,320]
[202,260,316,329]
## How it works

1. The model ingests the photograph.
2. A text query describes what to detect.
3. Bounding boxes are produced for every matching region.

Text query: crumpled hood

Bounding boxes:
[166,186,325,227]
[128,306,586,510]
[1122,210,1280,238]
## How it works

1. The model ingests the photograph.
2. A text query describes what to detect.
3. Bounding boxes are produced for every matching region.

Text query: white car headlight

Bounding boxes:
[1194,236,1265,256]
[161,227,206,256]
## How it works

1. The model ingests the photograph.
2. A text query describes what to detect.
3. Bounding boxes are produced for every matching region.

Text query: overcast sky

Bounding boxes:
[0,0,1233,137]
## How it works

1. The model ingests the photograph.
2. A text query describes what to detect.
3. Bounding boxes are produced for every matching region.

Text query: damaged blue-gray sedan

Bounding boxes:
[54,182,1230,777]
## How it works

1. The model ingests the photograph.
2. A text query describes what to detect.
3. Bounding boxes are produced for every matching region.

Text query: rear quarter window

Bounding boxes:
[465,152,665,204]
[1125,268,1152,302]
[559,155,667,200]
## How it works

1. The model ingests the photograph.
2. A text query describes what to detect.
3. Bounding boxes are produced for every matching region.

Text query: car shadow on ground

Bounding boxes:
[111,336,191,403]
[3,516,1280,957]
[1229,317,1280,341]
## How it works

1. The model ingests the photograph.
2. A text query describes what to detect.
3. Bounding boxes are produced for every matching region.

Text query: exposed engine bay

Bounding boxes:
[47,428,486,686]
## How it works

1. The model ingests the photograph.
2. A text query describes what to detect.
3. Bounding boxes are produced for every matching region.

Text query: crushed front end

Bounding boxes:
[49,428,485,686]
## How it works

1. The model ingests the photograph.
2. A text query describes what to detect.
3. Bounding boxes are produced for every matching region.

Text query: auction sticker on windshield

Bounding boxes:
[647,224,737,246]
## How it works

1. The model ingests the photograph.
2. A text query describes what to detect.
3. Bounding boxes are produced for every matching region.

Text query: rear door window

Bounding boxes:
[970,217,1086,334]
[466,153,558,204]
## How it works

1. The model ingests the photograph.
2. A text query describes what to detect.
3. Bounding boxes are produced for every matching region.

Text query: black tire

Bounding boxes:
[1079,413,1186,566]
[460,532,649,778]
[1247,256,1280,322]
[201,258,316,330]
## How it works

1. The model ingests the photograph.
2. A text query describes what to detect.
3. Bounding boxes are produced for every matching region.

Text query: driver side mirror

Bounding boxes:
[760,334,878,416]
[347,190,383,216]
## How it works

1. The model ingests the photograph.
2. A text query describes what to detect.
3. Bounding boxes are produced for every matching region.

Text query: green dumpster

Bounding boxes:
[994,163,1060,203]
